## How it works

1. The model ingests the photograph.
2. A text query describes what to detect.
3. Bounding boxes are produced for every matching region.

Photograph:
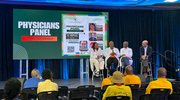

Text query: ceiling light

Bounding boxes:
[164,0,178,2]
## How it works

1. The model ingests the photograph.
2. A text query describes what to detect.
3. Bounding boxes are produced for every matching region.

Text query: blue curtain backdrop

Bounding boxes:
[0,4,180,81]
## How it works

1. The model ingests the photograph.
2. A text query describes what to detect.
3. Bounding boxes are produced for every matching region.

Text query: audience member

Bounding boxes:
[37,69,58,94]
[146,67,173,94]
[23,68,43,88]
[123,66,141,88]
[4,78,21,100]
[103,71,132,100]
[101,69,116,89]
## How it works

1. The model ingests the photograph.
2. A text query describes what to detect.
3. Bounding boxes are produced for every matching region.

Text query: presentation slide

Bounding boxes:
[62,14,108,57]
[13,9,61,59]
[13,9,108,59]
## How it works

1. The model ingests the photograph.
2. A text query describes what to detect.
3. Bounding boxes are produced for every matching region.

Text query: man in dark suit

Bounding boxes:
[140,40,152,78]
[89,33,97,41]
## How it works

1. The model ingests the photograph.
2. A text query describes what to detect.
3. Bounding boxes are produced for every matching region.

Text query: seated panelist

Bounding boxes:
[104,41,120,70]
[120,41,133,73]
[90,42,104,77]
[140,40,153,78]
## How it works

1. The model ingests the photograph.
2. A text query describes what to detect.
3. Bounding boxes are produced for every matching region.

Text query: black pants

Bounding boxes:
[107,57,118,70]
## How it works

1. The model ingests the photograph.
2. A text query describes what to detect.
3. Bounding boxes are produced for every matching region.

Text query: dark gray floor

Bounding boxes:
[0,81,5,89]
[0,78,102,90]
[0,74,151,90]
[54,78,102,89]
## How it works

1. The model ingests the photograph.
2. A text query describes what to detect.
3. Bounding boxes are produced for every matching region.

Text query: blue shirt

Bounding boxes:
[23,77,43,89]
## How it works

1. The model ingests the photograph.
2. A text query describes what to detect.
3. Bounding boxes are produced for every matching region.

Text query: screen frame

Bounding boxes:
[13,9,109,59]
[61,11,109,59]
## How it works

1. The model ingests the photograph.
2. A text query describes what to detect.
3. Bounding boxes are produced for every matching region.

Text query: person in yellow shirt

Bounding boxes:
[37,69,58,94]
[146,67,173,94]
[123,66,141,88]
[103,71,132,100]
[101,69,116,89]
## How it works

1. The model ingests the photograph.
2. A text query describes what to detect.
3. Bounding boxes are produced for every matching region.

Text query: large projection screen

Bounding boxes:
[13,9,108,59]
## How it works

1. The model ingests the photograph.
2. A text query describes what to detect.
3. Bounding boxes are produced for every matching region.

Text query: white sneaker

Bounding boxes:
[95,72,100,77]
[148,69,151,72]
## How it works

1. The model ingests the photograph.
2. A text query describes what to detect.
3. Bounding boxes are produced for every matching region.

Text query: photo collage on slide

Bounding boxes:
[63,15,106,56]
[88,23,104,53]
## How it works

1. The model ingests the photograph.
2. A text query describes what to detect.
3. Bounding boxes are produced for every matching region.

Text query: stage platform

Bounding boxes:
[0,74,151,90]
[0,78,104,90]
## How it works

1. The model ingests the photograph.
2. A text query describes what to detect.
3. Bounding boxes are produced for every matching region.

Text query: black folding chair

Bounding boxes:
[38,91,58,100]
[139,94,161,100]
[19,87,37,100]
[168,93,180,100]
[19,93,37,100]
[70,89,98,100]
[77,85,95,96]
[0,89,4,99]
[106,96,130,100]
[126,84,139,89]
[17,78,27,90]
[171,81,179,93]
[101,85,113,94]
[150,89,171,100]
[126,84,140,100]
[58,86,68,100]
[100,85,113,100]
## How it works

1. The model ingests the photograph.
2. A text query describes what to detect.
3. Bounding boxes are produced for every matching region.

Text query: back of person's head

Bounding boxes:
[4,78,21,100]
[110,69,116,76]
[31,68,40,78]
[126,66,133,75]
[157,67,167,78]
[42,69,52,80]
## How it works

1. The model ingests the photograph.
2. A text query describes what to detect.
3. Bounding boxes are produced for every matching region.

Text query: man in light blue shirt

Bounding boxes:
[23,68,43,88]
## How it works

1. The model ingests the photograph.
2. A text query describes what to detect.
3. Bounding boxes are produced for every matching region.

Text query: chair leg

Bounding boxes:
[92,71,94,81]
[99,70,102,80]
[140,62,143,74]
[100,70,104,80]
[107,69,110,78]
[98,70,104,80]
[107,69,108,78]
[102,70,104,79]
[122,66,124,74]
[119,66,124,74]
[150,63,152,76]
[148,62,152,77]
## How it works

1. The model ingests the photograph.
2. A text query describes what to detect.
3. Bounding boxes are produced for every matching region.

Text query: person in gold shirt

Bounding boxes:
[101,69,116,89]
[123,66,141,88]
[103,71,132,100]
[37,69,58,94]
[146,67,173,94]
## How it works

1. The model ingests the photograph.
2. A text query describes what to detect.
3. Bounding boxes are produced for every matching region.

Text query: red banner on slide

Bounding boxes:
[21,36,57,41]
[105,23,107,32]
